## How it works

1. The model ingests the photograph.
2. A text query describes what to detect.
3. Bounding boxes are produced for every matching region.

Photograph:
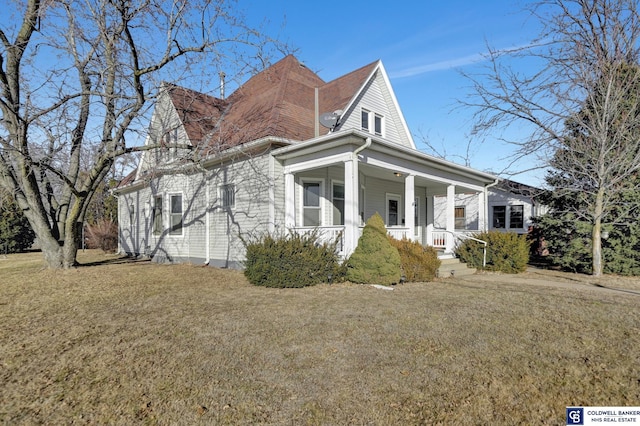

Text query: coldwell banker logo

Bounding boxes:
[567,407,584,425]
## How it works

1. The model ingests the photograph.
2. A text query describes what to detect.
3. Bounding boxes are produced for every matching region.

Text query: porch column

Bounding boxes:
[445,184,455,253]
[344,157,359,256]
[404,174,415,240]
[477,190,486,232]
[284,172,295,229]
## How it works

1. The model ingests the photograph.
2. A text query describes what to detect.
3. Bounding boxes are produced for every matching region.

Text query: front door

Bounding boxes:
[386,194,401,226]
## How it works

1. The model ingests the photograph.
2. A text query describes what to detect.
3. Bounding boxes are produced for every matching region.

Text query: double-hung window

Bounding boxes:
[361,109,370,132]
[153,196,163,235]
[493,206,506,229]
[509,205,524,229]
[302,181,322,227]
[361,108,384,136]
[492,205,525,229]
[332,182,344,226]
[455,207,466,230]
[169,194,183,235]
[374,113,383,136]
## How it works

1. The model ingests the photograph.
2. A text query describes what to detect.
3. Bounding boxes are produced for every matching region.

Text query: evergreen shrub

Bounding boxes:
[456,230,530,273]
[243,229,344,288]
[389,236,441,282]
[346,213,401,285]
[0,194,35,253]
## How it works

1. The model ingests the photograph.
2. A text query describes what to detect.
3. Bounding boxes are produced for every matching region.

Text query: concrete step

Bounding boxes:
[437,257,477,278]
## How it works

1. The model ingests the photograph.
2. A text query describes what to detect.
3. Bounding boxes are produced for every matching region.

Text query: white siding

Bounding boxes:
[433,193,480,230]
[488,188,535,234]
[137,91,192,177]
[339,71,413,148]
[430,188,536,234]
[206,154,273,267]
[362,176,405,225]
[118,152,276,267]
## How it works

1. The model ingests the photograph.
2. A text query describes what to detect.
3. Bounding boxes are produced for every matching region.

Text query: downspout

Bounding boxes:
[204,175,210,266]
[345,136,372,256]
[354,136,372,157]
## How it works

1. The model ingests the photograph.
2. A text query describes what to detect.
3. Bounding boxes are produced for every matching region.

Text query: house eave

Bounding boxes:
[272,129,497,184]
[199,136,295,168]
[115,136,296,194]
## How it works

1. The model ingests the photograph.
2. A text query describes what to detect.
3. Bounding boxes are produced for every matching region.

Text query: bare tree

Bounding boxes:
[0,0,283,268]
[462,0,640,276]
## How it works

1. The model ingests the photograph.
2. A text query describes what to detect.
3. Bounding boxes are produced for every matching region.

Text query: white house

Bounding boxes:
[114,55,501,268]
[433,179,548,235]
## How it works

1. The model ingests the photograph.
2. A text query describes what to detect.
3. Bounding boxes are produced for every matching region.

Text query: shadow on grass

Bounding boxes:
[591,283,640,296]
[77,255,151,268]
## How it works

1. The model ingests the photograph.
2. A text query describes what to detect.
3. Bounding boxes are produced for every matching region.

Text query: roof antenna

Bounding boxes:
[219,71,226,100]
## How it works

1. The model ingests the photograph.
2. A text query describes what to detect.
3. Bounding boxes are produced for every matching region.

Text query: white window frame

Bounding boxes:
[300,178,324,227]
[361,108,370,132]
[374,113,384,136]
[386,193,402,227]
[361,107,384,137]
[509,204,525,229]
[153,195,163,235]
[492,205,507,229]
[219,183,235,209]
[169,193,183,236]
[331,180,345,226]
[455,206,466,230]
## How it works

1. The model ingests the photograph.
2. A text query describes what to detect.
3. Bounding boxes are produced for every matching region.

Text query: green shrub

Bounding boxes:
[243,229,344,288]
[346,213,401,285]
[456,231,530,273]
[389,236,441,282]
[0,193,35,254]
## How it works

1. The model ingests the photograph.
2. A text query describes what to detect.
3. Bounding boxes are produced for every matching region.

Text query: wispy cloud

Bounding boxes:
[390,52,487,78]
[390,42,540,79]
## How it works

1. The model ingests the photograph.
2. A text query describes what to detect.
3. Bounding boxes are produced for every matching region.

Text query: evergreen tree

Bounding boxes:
[346,213,401,285]
[537,63,640,275]
[0,191,36,254]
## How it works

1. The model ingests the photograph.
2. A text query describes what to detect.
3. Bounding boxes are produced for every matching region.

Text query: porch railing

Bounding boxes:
[432,230,487,267]
[293,226,345,253]
[385,227,413,241]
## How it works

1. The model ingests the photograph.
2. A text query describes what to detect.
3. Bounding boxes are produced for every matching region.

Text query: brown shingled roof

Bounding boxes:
[166,55,378,154]
[319,60,378,119]
[165,83,227,146]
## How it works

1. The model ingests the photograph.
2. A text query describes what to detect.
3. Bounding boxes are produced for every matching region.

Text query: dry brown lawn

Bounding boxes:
[1,250,639,425]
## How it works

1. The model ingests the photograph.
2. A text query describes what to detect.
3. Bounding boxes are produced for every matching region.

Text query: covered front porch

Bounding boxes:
[273,130,498,259]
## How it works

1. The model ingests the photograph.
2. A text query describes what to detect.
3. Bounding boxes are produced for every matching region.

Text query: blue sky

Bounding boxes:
[243,0,546,186]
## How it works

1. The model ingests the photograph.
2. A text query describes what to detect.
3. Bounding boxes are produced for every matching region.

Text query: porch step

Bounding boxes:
[437,257,477,278]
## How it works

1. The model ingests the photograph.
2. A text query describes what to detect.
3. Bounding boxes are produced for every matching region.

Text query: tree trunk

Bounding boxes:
[40,234,63,269]
[592,188,605,277]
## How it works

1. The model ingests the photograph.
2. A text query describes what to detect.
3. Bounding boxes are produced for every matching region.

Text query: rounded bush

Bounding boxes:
[389,236,441,282]
[346,213,401,285]
[243,229,344,288]
[456,231,530,273]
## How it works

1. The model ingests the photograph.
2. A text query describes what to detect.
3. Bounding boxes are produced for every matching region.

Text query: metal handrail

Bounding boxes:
[444,230,487,268]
